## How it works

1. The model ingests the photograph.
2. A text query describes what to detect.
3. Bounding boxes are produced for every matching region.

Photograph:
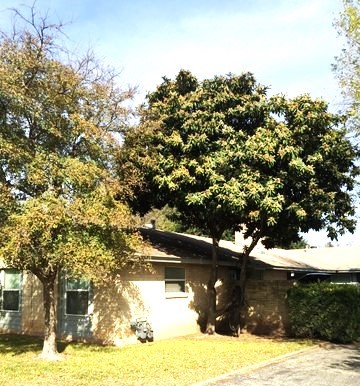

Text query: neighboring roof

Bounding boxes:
[252,246,360,272]
[141,227,360,273]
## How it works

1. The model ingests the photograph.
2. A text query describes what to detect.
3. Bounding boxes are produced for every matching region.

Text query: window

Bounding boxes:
[230,269,241,281]
[65,278,90,315]
[249,270,263,281]
[330,273,358,284]
[1,270,21,311]
[165,267,185,293]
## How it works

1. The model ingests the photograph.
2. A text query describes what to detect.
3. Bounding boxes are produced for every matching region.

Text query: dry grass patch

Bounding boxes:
[0,333,314,385]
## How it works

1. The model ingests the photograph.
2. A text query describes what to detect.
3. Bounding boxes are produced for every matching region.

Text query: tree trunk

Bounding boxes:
[238,250,249,308]
[237,234,262,331]
[39,274,61,360]
[206,237,219,334]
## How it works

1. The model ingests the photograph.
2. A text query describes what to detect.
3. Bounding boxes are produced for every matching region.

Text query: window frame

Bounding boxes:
[65,278,91,316]
[330,273,358,284]
[164,266,187,298]
[1,269,22,313]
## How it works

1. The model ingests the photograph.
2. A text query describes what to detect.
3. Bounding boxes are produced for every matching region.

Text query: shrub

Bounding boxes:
[287,282,360,343]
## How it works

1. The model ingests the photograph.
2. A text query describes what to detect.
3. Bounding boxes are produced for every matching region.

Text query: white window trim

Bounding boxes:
[165,292,188,299]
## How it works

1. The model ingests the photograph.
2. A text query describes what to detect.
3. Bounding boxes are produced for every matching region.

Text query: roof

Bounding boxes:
[140,228,239,266]
[252,247,360,272]
[141,228,360,273]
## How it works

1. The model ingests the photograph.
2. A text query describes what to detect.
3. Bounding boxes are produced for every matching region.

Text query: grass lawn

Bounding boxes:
[0,333,314,385]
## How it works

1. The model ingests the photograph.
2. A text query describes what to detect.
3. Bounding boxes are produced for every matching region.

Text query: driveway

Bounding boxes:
[197,343,360,385]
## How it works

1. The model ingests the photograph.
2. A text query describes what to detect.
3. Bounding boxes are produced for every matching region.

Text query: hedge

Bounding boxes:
[287,282,360,343]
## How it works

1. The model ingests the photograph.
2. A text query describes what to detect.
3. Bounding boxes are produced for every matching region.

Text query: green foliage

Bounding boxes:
[0,6,145,357]
[333,0,360,130]
[276,237,309,250]
[122,69,358,332]
[0,7,144,284]
[142,205,236,239]
[142,205,184,233]
[288,282,360,343]
[123,70,359,245]
[0,190,144,284]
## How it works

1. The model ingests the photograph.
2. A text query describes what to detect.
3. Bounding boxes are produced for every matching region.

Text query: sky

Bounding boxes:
[0,0,359,246]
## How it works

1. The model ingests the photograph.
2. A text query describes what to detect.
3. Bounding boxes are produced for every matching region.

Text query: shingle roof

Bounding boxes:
[251,246,360,272]
[140,228,239,266]
[141,227,360,272]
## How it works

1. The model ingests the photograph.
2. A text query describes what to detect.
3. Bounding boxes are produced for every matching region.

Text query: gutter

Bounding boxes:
[149,255,237,267]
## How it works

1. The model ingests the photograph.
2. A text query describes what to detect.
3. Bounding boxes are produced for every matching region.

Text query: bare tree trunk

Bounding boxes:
[238,250,249,308]
[237,234,262,332]
[206,237,219,334]
[39,274,60,360]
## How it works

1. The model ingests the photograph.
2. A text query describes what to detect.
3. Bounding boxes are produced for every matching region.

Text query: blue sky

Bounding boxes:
[0,0,359,246]
[0,0,343,101]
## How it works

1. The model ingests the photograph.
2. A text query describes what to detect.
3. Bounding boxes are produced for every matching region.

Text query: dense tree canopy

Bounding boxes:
[121,70,359,333]
[0,8,144,358]
[333,0,360,131]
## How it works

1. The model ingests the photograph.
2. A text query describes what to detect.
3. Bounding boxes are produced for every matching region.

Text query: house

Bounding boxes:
[0,228,236,345]
[1,228,359,344]
[237,241,360,334]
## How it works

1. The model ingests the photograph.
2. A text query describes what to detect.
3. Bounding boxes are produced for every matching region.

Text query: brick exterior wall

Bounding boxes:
[1,266,294,343]
[2,264,231,345]
[21,272,45,335]
[92,264,231,345]
[243,276,294,335]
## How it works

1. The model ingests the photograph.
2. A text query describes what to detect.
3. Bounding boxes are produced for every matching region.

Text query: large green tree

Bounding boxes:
[121,70,359,334]
[0,7,144,359]
[333,0,360,131]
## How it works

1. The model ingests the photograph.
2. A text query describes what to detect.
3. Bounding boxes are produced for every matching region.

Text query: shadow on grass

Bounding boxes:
[0,334,71,355]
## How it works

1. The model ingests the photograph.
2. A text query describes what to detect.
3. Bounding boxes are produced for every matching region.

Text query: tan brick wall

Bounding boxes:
[243,279,294,335]
[91,266,162,345]
[92,264,230,345]
[9,264,231,345]
[263,270,287,281]
[21,272,45,335]
[0,270,45,336]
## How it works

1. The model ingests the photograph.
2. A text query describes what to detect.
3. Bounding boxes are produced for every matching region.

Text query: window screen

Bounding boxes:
[165,267,185,293]
[1,270,21,311]
[65,278,90,315]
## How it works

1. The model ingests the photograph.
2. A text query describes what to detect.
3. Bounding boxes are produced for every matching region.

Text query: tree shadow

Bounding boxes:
[187,267,234,334]
[242,280,293,336]
[21,272,45,336]
[187,279,208,332]
[328,343,360,371]
[57,340,72,353]
[0,334,42,355]
[0,334,74,355]
[92,273,147,345]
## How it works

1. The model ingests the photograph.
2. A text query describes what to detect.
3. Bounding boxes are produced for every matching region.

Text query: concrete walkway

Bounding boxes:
[196,343,360,385]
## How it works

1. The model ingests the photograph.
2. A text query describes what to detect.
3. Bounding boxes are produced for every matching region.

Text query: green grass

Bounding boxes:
[0,334,314,385]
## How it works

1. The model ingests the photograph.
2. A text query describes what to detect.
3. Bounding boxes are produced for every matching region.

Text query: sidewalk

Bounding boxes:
[194,342,360,386]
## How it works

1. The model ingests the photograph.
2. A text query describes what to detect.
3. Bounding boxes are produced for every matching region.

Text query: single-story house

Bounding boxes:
[1,228,359,344]
[235,237,360,334]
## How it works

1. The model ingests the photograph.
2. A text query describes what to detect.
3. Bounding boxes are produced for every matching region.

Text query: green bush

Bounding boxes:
[287,282,360,343]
